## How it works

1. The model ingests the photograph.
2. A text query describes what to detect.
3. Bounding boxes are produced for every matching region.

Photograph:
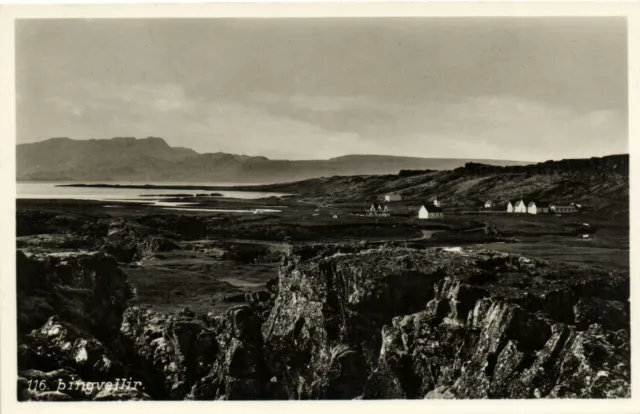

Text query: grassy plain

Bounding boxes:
[17,195,629,313]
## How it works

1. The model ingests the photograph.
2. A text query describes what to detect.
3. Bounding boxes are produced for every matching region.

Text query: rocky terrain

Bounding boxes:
[17,242,630,400]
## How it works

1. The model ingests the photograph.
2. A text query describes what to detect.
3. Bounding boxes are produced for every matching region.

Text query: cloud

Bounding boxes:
[250,92,400,136]
[421,96,628,160]
[126,84,189,112]
[46,97,84,117]
[37,82,374,159]
[25,78,627,161]
[245,92,627,160]
[182,101,376,159]
[17,18,626,161]
[256,93,372,113]
[74,81,190,114]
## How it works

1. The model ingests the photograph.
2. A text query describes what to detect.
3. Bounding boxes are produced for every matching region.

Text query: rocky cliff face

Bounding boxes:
[17,251,145,401]
[262,245,629,399]
[17,244,630,400]
[17,251,132,339]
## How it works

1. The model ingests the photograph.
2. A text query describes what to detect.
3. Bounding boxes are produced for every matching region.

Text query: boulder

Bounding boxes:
[26,317,127,382]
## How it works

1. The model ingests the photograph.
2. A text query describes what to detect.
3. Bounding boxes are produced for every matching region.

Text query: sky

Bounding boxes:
[16,18,628,161]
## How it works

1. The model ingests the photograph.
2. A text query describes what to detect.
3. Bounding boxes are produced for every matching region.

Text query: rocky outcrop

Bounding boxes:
[263,245,630,399]
[16,250,142,402]
[17,250,132,340]
[573,297,629,331]
[17,315,154,401]
[120,305,273,400]
[186,306,273,400]
[16,245,276,401]
[119,307,217,399]
[367,301,629,399]
[20,317,127,379]
[262,246,446,399]
[100,235,180,263]
[17,243,630,400]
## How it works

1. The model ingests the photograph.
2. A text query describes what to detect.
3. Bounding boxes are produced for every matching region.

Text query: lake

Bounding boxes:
[16,182,287,213]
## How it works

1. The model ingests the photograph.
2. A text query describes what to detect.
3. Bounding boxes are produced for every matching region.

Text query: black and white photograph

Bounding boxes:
[1,3,637,410]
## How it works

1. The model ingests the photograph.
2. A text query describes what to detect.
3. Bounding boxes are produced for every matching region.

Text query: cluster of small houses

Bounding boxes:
[364,192,580,220]
[490,199,579,215]
[368,193,444,219]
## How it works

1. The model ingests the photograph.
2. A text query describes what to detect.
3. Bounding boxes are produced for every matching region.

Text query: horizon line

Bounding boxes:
[16,136,628,164]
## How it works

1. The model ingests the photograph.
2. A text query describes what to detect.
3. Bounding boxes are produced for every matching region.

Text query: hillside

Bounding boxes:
[16,137,529,183]
[236,154,629,214]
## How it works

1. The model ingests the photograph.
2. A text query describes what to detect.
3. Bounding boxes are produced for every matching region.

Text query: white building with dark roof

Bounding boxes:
[527,201,550,215]
[418,204,443,219]
[384,192,402,202]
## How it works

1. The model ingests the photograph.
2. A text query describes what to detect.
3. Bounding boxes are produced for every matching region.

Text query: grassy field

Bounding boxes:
[121,249,279,314]
[457,212,629,269]
[472,239,629,270]
[16,197,629,313]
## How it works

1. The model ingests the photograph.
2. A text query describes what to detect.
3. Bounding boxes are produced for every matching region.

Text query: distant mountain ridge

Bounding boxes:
[16,137,531,183]
[245,154,628,213]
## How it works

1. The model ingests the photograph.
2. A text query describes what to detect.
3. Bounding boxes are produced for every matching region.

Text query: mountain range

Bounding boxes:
[17,137,531,183]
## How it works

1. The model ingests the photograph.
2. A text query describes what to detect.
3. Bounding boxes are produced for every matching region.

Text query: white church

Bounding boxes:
[418,196,443,219]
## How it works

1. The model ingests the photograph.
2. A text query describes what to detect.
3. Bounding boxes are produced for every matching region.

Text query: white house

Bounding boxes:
[550,204,577,214]
[384,192,402,202]
[506,201,515,213]
[484,200,495,209]
[527,201,550,215]
[433,196,441,208]
[418,205,443,219]
[513,199,530,214]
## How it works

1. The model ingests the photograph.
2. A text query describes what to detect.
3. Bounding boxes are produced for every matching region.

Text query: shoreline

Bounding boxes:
[54,183,283,192]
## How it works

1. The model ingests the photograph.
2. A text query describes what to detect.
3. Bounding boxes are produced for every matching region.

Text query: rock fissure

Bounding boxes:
[17,244,629,400]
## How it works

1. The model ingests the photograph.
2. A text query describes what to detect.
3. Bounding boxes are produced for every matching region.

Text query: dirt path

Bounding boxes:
[417,229,440,240]
[360,229,444,244]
